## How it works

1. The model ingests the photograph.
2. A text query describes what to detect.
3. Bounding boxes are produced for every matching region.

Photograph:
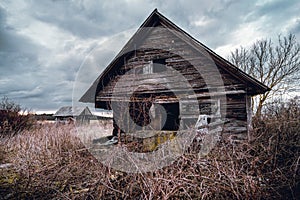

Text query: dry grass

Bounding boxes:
[0,98,299,199]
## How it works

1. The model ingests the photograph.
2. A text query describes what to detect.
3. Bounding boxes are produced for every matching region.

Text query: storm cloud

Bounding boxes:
[0,0,299,112]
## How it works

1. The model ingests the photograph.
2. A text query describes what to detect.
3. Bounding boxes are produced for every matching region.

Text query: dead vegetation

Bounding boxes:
[0,97,35,137]
[0,98,299,199]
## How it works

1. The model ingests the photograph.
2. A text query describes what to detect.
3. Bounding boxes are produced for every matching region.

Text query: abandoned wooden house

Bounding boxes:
[80,9,270,140]
[54,106,93,125]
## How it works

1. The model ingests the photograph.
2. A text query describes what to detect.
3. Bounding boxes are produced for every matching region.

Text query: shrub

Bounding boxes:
[0,97,35,137]
[251,97,300,198]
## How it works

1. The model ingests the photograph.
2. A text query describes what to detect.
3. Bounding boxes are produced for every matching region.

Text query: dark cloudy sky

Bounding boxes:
[1,0,299,113]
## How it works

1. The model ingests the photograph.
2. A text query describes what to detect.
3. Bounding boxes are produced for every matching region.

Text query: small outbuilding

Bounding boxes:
[54,106,93,125]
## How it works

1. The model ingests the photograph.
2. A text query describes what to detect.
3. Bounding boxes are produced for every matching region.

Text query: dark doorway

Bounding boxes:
[160,102,180,131]
[128,101,180,131]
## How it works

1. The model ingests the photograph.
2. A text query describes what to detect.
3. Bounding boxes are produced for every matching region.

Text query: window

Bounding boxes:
[141,59,166,74]
[143,62,153,74]
[199,99,220,116]
[153,59,166,73]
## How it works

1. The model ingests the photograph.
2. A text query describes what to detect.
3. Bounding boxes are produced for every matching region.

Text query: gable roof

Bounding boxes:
[80,9,270,103]
[53,106,93,117]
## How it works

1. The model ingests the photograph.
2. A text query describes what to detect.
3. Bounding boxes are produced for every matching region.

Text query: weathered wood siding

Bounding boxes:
[222,94,248,137]
[95,24,249,135]
[96,25,246,99]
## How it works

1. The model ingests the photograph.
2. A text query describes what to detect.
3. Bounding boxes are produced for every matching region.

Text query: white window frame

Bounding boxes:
[143,61,153,74]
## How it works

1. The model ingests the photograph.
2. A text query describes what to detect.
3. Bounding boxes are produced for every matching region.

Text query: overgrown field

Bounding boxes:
[0,99,299,199]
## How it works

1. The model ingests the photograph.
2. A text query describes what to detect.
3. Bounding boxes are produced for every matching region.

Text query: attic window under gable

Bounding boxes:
[142,58,166,74]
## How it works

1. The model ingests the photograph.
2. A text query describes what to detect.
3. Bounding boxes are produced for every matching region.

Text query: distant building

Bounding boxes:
[53,106,93,125]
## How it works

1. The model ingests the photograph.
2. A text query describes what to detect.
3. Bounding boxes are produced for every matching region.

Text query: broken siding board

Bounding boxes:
[96,90,246,102]
[98,88,245,98]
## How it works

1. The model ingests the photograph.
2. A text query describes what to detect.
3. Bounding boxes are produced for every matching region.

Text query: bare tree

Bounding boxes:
[230,34,300,116]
